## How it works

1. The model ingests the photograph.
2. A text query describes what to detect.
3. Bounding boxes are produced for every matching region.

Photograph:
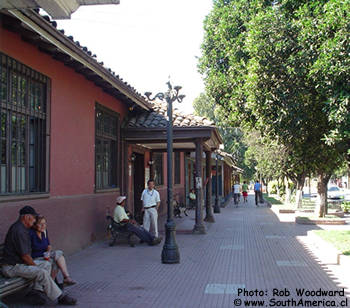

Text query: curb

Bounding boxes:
[270,204,295,214]
[296,216,346,225]
[307,230,350,267]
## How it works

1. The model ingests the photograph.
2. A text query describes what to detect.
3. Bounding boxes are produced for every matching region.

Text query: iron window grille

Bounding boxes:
[95,103,119,190]
[153,152,163,186]
[0,53,49,195]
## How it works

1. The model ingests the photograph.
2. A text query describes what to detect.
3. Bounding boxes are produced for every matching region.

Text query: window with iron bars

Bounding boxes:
[95,104,119,190]
[153,152,164,186]
[0,53,49,195]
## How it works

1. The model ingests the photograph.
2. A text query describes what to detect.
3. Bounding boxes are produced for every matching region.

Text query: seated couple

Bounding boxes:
[1,206,77,306]
[114,196,162,246]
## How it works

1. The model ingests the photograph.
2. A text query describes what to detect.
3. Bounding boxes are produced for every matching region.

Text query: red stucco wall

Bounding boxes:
[0,26,127,252]
[0,27,128,196]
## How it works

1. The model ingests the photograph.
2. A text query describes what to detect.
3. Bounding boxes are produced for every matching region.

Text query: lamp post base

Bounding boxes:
[192,224,206,234]
[161,220,180,264]
[213,202,221,213]
[204,215,215,223]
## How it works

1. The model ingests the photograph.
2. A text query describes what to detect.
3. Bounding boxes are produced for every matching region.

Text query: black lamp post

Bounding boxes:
[145,81,185,264]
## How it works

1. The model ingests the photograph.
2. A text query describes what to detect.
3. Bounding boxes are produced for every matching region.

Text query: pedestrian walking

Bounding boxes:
[141,179,161,238]
[233,182,241,206]
[254,180,262,206]
[242,181,249,203]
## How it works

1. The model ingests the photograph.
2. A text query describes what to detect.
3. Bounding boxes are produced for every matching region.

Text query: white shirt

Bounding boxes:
[113,205,129,223]
[233,184,241,194]
[141,188,160,208]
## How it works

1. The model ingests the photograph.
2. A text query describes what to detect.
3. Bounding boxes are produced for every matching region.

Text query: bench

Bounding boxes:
[106,216,136,247]
[0,244,34,299]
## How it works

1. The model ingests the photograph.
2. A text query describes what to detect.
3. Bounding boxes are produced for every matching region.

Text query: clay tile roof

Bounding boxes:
[126,100,215,128]
[23,10,150,108]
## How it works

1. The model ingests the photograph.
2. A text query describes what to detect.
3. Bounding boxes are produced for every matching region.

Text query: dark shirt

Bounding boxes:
[29,229,50,258]
[3,220,31,265]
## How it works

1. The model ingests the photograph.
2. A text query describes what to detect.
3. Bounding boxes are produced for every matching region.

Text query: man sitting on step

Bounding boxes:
[113,196,162,246]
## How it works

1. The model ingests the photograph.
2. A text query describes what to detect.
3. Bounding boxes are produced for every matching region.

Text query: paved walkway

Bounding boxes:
[4,194,350,307]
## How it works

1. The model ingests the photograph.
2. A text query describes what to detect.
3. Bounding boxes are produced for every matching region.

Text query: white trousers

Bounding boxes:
[143,207,158,237]
[2,260,62,301]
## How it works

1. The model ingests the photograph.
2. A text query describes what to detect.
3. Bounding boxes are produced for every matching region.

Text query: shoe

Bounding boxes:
[149,237,162,246]
[58,294,77,305]
[63,277,77,286]
[26,290,47,305]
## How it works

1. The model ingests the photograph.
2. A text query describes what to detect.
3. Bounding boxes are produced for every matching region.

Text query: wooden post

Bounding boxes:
[204,151,215,223]
[193,138,206,234]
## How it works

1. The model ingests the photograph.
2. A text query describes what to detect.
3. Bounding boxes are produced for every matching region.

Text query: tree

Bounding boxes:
[243,5,343,211]
[297,0,350,163]
[193,93,255,180]
[199,0,349,215]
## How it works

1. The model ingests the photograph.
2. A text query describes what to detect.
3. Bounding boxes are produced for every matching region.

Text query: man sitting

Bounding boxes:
[114,196,161,246]
[1,206,77,306]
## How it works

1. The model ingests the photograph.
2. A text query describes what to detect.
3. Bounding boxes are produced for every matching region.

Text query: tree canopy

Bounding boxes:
[199,0,350,214]
[193,92,255,180]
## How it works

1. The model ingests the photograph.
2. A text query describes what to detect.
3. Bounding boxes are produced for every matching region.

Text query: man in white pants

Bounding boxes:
[141,180,161,238]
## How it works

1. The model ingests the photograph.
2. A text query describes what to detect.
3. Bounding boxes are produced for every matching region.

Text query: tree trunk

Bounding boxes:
[308,173,312,196]
[276,177,280,197]
[284,176,291,204]
[266,178,269,195]
[295,175,306,209]
[315,173,331,217]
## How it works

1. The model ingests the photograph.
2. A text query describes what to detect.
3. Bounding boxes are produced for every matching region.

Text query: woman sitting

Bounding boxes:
[30,215,76,286]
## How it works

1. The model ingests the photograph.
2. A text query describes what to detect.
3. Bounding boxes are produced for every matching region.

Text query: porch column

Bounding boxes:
[204,151,215,223]
[214,154,221,213]
[193,138,206,234]
[184,152,189,208]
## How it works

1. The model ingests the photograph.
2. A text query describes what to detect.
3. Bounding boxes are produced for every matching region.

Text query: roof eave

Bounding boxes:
[7,8,151,111]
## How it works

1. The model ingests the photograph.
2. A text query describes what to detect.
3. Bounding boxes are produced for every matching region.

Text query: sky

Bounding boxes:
[53,0,213,114]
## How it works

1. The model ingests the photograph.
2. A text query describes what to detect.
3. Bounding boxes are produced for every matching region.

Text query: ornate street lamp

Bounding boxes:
[145,81,185,264]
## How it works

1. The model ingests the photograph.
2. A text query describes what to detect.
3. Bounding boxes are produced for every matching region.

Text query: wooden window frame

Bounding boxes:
[94,103,120,191]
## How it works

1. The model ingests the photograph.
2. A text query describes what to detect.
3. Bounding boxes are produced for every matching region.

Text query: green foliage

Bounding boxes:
[296,0,350,151]
[314,230,350,255]
[199,0,349,200]
[269,181,278,194]
[263,193,283,205]
[341,201,350,213]
[193,92,255,180]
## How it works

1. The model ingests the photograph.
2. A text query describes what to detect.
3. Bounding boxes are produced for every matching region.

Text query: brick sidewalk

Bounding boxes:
[4,194,350,307]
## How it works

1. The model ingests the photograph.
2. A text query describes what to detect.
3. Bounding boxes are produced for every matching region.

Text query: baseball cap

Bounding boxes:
[19,206,39,216]
[116,196,126,204]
